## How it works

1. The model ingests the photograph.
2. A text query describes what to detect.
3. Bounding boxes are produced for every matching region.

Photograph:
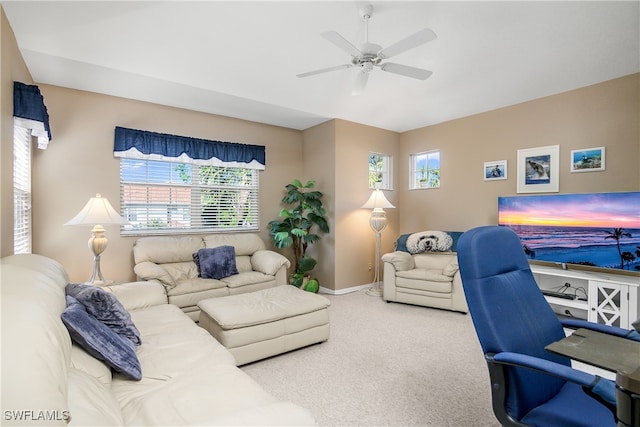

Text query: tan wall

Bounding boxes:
[23,73,640,289]
[334,119,399,292]
[301,120,336,290]
[32,85,303,283]
[399,73,640,234]
[0,7,33,257]
[299,119,400,292]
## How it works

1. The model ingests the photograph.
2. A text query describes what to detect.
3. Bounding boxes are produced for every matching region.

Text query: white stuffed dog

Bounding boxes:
[406,231,453,254]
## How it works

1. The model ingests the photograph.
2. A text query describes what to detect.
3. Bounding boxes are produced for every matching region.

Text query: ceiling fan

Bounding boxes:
[297,4,437,95]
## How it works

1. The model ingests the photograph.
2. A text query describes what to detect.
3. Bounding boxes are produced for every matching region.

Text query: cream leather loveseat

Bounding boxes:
[381,231,468,313]
[1,254,315,426]
[133,233,290,321]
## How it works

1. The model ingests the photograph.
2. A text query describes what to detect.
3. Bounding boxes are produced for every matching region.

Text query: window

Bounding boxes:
[120,159,259,235]
[12,82,51,254]
[13,125,32,253]
[410,150,440,189]
[368,153,392,190]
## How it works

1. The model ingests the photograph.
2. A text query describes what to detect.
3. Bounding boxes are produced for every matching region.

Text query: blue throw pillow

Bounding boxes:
[62,296,142,381]
[66,283,141,346]
[448,231,463,252]
[396,234,411,252]
[193,246,239,279]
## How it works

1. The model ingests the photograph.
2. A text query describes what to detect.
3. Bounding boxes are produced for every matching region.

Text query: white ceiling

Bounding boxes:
[3,1,639,133]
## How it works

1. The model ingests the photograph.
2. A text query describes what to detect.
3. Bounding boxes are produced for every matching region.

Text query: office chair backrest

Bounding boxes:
[457,226,571,420]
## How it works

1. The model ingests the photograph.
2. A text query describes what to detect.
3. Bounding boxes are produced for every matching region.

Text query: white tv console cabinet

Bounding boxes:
[530,264,639,329]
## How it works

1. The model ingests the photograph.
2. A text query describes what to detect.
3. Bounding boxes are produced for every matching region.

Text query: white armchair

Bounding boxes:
[381,231,468,313]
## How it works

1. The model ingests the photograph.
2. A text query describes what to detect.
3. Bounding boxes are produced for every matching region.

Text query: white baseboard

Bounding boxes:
[319,283,373,295]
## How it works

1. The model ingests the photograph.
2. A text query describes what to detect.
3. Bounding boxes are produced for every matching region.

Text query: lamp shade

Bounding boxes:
[65,193,127,226]
[361,189,395,210]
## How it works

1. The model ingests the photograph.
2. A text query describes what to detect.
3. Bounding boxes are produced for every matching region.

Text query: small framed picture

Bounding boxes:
[484,160,507,181]
[517,145,559,193]
[570,147,605,173]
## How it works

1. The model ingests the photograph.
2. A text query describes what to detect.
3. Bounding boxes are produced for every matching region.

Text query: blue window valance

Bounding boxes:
[113,126,265,170]
[13,82,52,149]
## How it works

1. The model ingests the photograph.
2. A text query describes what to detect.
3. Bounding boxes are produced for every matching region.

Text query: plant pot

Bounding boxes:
[294,276,319,293]
[303,278,319,293]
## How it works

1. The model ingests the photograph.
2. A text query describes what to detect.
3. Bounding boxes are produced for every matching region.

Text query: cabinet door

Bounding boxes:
[588,281,628,327]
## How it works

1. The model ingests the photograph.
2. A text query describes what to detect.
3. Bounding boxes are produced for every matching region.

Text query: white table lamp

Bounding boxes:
[362,187,395,296]
[65,193,128,284]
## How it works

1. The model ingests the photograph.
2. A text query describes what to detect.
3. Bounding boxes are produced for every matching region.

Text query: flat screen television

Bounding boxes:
[498,192,640,275]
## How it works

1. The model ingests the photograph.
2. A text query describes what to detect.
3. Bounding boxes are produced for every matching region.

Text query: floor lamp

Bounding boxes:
[65,193,128,285]
[362,187,395,296]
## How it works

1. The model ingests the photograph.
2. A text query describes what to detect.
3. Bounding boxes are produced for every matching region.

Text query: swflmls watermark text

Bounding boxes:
[4,410,70,422]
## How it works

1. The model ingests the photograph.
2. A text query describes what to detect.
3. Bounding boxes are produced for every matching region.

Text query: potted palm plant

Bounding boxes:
[268,179,329,292]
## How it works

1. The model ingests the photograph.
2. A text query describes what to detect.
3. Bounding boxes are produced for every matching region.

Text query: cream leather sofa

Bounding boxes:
[133,233,290,321]
[1,254,315,426]
[381,231,468,313]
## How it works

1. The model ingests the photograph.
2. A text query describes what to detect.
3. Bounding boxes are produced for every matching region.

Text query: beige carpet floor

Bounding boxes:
[241,289,500,427]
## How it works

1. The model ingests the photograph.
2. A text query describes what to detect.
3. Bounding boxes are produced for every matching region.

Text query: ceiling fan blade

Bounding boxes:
[380,63,433,80]
[352,71,370,96]
[378,28,437,59]
[321,31,363,58]
[297,64,352,78]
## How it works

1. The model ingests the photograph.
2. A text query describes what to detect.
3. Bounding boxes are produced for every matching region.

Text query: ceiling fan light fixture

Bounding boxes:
[352,71,370,96]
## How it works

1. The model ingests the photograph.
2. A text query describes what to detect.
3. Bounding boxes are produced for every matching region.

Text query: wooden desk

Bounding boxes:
[545,328,640,374]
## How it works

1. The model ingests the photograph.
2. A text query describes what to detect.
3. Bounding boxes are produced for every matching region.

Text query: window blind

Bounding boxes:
[120,158,259,235]
[13,126,31,254]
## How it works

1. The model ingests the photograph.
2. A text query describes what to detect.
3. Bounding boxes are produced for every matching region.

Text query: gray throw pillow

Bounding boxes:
[62,296,142,381]
[66,283,141,346]
[193,246,239,279]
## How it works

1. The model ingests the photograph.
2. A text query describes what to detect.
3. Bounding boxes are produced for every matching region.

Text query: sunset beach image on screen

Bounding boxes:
[498,192,640,272]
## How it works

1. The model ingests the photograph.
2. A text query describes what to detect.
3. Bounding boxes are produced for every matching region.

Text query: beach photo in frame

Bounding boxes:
[517,145,559,193]
[570,147,605,173]
[484,160,507,181]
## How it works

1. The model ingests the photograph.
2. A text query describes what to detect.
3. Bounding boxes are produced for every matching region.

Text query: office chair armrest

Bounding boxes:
[492,352,594,386]
[560,319,640,342]
[491,352,616,406]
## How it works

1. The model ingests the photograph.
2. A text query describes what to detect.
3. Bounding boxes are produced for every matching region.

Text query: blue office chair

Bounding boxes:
[457,225,617,427]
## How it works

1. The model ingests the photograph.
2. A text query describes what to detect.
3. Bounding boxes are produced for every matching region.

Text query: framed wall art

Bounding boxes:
[517,145,559,193]
[484,160,507,181]
[570,147,605,173]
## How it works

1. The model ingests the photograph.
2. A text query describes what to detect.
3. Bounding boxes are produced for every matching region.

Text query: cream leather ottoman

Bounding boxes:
[198,285,330,365]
